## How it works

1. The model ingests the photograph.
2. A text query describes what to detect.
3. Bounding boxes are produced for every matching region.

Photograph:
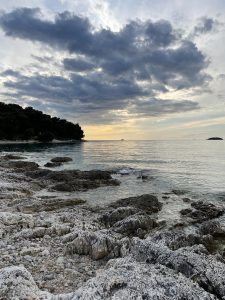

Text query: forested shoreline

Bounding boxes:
[0,102,84,142]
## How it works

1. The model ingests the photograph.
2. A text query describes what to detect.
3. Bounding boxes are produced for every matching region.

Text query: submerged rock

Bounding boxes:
[44,162,63,168]
[51,157,73,163]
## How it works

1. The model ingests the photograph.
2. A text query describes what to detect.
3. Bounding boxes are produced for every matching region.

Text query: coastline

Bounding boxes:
[0,139,86,145]
[1,154,225,299]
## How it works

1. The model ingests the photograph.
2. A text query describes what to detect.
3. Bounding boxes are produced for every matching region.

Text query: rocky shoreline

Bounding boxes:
[1,155,225,299]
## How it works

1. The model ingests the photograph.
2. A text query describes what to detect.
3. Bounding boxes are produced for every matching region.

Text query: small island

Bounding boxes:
[207,137,223,140]
[0,102,84,142]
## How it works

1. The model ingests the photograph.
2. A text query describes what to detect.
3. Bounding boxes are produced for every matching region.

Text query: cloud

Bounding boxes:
[191,17,219,37]
[130,98,199,117]
[63,58,96,71]
[0,7,212,124]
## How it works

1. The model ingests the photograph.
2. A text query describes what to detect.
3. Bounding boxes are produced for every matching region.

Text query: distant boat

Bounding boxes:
[120,139,125,141]
[207,137,223,140]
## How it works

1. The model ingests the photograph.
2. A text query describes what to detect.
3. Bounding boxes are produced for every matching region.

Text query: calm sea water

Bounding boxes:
[1,140,225,202]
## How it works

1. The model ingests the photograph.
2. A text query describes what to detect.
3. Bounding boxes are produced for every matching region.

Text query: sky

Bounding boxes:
[0,0,224,140]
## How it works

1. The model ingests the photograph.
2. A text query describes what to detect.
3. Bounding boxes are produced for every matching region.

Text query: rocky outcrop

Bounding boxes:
[64,230,130,260]
[26,169,120,192]
[17,197,86,213]
[131,236,225,299]
[110,194,162,214]
[112,214,157,236]
[72,257,217,300]
[180,200,224,223]
[0,266,50,299]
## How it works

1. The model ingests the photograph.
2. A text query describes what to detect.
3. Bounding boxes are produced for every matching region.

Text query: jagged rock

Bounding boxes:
[0,266,50,299]
[200,220,225,236]
[44,162,63,168]
[51,157,73,163]
[132,236,225,299]
[111,194,162,214]
[64,230,130,260]
[150,228,213,251]
[180,200,224,223]
[71,257,216,300]
[112,214,157,236]
[101,207,137,227]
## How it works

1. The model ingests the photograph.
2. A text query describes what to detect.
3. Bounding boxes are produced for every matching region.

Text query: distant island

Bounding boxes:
[207,137,223,140]
[0,102,84,142]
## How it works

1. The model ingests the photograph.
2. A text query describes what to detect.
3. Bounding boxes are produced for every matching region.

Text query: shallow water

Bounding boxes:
[1,140,225,201]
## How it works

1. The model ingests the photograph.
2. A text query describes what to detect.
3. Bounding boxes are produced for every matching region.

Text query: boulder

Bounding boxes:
[64,230,130,260]
[101,207,137,227]
[112,214,157,236]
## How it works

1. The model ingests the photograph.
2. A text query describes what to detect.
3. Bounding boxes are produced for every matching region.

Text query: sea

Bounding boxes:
[1,140,225,205]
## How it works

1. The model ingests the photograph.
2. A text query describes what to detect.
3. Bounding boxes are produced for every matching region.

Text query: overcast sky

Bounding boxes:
[0,0,224,140]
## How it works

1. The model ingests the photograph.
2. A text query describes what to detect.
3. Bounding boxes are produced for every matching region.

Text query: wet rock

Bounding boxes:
[44,162,63,168]
[183,197,192,203]
[53,178,119,192]
[200,220,225,236]
[3,154,25,160]
[17,198,86,213]
[180,200,224,223]
[72,257,216,300]
[51,157,73,163]
[26,168,52,178]
[101,207,137,227]
[172,189,187,195]
[7,160,39,171]
[111,194,162,214]
[113,214,157,236]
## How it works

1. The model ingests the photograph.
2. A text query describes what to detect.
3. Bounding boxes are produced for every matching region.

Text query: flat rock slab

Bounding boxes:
[111,194,163,214]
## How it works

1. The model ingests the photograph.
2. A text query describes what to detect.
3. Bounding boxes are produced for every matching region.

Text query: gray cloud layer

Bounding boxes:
[0,8,212,123]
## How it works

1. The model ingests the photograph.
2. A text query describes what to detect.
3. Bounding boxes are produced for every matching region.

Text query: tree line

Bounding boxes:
[0,102,84,142]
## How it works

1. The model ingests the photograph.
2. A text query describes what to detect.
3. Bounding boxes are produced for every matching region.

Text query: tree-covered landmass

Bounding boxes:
[0,102,84,142]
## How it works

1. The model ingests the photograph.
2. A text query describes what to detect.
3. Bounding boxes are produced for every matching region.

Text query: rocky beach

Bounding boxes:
[0,154,225,299]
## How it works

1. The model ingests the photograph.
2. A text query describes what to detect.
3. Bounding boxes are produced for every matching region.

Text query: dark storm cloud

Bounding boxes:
[0,8,212,122]
[63,58,96,71]
[3,72,146,105]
